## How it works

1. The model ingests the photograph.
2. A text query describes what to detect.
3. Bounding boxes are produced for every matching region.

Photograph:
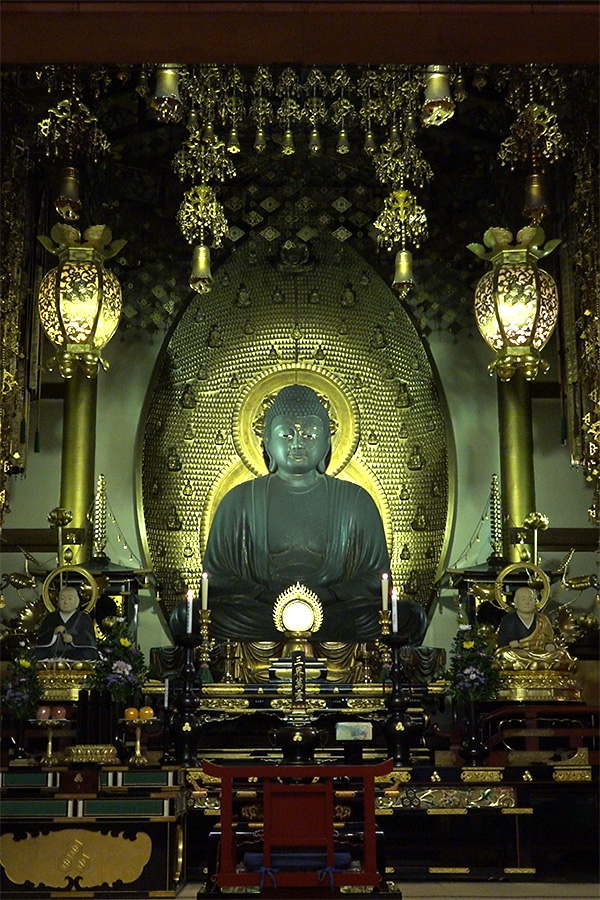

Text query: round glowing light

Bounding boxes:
[281,600,315,632]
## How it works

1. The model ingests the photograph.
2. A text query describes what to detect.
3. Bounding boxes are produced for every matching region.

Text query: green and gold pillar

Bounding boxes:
[497,375,536,562]
[59,371,98,564]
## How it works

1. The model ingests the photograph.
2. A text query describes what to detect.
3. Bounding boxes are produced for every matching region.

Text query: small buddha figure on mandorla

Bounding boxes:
[494,586,577,672]
[170,384,427,645]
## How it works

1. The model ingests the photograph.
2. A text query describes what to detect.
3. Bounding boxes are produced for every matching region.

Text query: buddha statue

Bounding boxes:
[494,586,577,672]
[170,384,427,646]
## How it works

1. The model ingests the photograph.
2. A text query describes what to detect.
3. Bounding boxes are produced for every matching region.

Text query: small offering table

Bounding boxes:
[203,757,394,892]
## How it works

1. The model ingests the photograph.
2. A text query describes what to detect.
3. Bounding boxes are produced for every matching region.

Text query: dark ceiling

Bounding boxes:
[3,63,596,341]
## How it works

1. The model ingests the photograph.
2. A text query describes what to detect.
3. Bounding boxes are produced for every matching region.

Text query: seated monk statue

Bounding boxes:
[494,586,577,672]
[34,586,100,661]
[171,384,427,645]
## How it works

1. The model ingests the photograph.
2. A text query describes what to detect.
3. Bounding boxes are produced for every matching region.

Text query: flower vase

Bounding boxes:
[459,697,488,766]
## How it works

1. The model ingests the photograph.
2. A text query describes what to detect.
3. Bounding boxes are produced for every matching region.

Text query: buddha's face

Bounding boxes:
[265,414,329,477]
[513,588,536,615]
[57,588,80,614]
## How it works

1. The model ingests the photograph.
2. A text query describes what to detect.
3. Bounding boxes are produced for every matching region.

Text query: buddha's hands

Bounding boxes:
[62,633,74,644]
[54,625,66,635]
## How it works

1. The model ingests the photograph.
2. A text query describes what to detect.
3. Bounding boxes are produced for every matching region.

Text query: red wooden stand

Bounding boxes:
[203,758,393,891]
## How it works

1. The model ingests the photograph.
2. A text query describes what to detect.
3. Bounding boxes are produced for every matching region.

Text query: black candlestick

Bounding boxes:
[380,634,426,767]
[170,635,202,767]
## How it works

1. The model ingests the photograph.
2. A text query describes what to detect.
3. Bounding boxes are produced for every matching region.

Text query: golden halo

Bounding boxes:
[273,582,323,634]
[42,565,99,613]
[494,562,551,612]
[232,363,360,477]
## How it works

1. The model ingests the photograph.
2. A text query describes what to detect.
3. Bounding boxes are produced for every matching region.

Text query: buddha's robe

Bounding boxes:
[171,473,426,644]
[495,611,577,671]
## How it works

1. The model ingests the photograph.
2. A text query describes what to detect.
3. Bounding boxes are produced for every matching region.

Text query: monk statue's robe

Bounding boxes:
[495,610,577,671]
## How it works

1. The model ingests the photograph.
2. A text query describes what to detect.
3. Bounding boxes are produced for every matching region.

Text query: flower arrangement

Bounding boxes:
[445,624,503,702]
[86,620,148,706]
[1,642,43,721]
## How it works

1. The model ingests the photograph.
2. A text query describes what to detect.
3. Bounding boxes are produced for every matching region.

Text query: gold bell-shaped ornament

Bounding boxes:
[422,65,455,127]
[336,128,350,154]
[55,166,82,222]
[227,126,241,154]
[391,250,415,296]
[152,64,183,123]
[522,172,549,224]
[203,122,216,144]
[187,109,200,132]
[190,245,212,294]
[308,127,322,155]
[254,126,268,153]
[282,128,295,155]
[363,129,377,155]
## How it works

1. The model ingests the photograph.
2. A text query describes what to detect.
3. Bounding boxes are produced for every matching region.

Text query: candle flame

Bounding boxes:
[186,588,194,601]
[391,586,398,601]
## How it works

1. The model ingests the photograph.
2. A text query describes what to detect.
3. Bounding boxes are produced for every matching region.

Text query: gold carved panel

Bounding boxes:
[0,828,152,888]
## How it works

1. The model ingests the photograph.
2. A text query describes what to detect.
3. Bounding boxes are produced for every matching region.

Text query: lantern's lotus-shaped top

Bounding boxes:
[468,226,560,381]
[38,223,126,259]
[37,224,126,378]
[467,225,561,262]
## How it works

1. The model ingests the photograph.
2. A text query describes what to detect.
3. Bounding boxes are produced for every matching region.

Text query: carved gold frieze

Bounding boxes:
[429,867,470,873]
[460,768,504,783]
[346,698,385,711]
[198,698,250,710]
[270,697,326,711]
[377,786,515,810]
[552,767,592,782]
[0,828,151,888]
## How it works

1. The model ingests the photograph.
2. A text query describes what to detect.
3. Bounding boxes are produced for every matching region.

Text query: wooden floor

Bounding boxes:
[175,884,600,899]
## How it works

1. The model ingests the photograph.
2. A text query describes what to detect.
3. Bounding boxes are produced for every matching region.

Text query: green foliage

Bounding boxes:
[1,642,43,721]
[445,624,503,702]
[85,620,148,707]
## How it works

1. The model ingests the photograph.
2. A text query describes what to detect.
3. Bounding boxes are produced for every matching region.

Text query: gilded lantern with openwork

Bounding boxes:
[468,226,560,380]
[37,225,125,378]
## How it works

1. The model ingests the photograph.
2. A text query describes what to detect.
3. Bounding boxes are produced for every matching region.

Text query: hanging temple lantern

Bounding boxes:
[468,226,560,381]
[37,224,126,378]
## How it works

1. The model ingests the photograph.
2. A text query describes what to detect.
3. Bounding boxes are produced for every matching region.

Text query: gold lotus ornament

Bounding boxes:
[273,583,323,656]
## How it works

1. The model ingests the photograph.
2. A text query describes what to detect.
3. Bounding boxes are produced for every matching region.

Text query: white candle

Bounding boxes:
[164,677,169,709]
[381,573,389,611]
[201,571,209,610]
[391,587,399,633]
[186,587,194,633]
